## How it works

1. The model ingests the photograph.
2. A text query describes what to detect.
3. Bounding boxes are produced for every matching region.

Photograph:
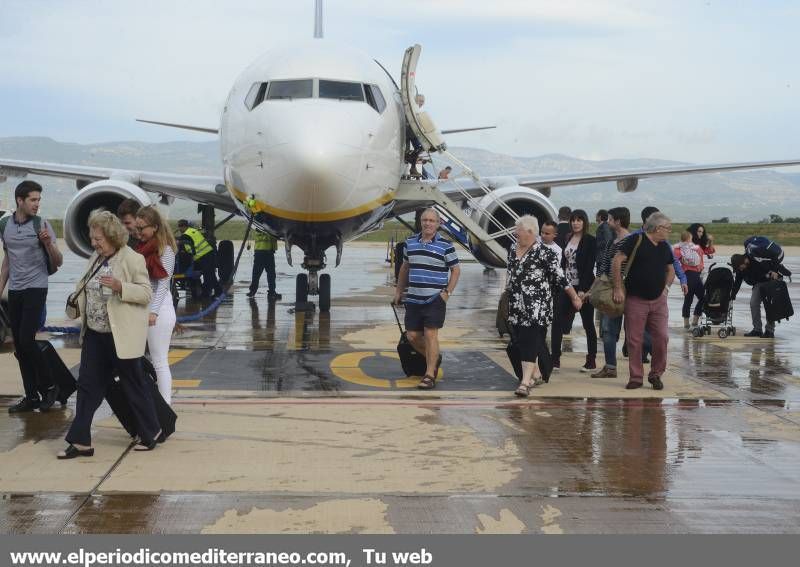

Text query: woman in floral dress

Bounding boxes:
[506,215,583,396]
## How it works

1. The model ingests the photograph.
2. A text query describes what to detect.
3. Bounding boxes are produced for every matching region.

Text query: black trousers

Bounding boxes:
[249,250,277,293]
[7,288,53,400]
[551,291,597,359]
[195,252,221,297]
[512,324,547,362]
[682,270,704,318]
[66,329,160,447]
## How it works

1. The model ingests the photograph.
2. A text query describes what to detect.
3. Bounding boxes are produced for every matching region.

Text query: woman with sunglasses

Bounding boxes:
[135,206,177,405]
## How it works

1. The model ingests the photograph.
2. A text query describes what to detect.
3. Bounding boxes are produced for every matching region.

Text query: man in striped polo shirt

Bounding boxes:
[393,208,461,389]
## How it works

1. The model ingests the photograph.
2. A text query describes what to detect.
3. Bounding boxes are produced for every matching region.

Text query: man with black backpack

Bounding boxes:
[0,180,63,412]
[731,236,791,338]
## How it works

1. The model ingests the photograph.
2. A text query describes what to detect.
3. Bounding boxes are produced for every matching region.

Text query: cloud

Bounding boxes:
[0,0,798,165]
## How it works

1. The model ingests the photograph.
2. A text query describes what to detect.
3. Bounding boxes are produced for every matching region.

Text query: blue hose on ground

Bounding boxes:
[175,291,228,323]
[40,325,81,334]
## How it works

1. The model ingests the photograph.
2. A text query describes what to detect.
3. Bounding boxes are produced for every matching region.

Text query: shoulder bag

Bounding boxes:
[589,234,643,317]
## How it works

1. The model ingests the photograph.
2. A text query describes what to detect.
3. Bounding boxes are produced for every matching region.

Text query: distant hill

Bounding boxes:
[1,137,799,221]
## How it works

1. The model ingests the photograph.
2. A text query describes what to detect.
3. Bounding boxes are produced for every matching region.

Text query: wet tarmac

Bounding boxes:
[1,243,799,533]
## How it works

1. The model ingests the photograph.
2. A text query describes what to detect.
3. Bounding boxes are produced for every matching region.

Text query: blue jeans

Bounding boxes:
[601,313,623,368]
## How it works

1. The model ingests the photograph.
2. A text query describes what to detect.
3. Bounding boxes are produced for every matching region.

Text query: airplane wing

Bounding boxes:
[0,158,236,212]
[416,157,800,203]
[509,158,800,193]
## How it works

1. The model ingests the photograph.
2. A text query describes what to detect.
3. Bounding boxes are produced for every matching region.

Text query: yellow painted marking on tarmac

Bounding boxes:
[540,504,564,534]
[168,349,194,364]
[172,380,202,388]
[476,509,526,534]
[329,351,442,389]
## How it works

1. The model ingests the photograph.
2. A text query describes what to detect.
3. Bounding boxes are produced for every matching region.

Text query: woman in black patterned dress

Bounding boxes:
[506,216,583,396]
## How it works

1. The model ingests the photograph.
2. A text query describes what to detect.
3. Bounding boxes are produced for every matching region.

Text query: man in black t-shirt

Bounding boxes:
[611,212,675,390]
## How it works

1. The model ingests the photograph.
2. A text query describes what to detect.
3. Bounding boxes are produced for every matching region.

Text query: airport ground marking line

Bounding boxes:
[171,398,721,408]
[172,379,202,388]
[57,443,135,534]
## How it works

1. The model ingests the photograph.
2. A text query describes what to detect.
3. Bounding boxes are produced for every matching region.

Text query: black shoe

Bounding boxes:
[8,397,40,413]
[648,374,664,390]
[762,330,775,339]
[744,329,763,337]
[622,343,629,358]
[246,290,257,298]
[57,444,94,460]
[642,356,650,364]
[267,291,282,301]
[625,381,642,390]
[156,431,167,444]
[39,386,59,412]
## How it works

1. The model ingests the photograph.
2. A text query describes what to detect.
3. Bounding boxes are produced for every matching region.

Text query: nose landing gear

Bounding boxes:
[296,256,331,312]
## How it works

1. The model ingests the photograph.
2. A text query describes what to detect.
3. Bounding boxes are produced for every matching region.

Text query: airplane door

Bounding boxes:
[401,44,447,153]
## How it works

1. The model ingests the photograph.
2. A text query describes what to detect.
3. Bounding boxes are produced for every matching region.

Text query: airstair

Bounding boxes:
[397,44,518,266]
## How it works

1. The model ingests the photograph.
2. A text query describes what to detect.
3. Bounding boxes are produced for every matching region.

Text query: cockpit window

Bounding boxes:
[245,82,269,110]
[245,78,386,112]
[364,84,386,113]
[267,79,313,100]
[319,80,365,101]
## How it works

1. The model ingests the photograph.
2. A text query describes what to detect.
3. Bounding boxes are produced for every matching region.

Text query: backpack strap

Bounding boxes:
[0,216,8,248]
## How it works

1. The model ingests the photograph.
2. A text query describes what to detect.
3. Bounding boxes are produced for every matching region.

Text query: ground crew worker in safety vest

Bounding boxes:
[177,219,221,298]
[247,232,281,301]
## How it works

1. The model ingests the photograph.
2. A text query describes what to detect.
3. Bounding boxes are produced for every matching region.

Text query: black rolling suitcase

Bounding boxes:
[391,303,428,377]
[15,340,78,404]
[506,335,523,381]
[763,279,793,322]
[506,324,553,383]
[36,340,78,404]
[106,357,177,440]
[25,341,78,405]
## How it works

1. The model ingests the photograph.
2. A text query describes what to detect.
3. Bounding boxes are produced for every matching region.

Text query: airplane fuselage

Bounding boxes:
[220,41,405,268]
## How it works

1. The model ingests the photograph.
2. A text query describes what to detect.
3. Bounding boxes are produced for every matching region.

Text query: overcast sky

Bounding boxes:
[1,0,798,164]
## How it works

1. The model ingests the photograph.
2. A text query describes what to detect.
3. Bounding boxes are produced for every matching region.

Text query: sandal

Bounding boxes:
[514,382,534,397]
[417,375,436,390]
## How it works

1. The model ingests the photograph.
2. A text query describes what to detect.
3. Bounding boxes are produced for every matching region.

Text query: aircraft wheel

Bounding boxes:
[217,240,234,284]
[319,273,331,312]
[296,273,309,304]
[718,328,728,339]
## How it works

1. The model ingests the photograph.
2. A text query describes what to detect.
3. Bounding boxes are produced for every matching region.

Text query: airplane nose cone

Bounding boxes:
[260,105,368,215]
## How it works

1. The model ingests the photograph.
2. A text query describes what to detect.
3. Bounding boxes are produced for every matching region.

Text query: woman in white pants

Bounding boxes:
[134,206,177,404]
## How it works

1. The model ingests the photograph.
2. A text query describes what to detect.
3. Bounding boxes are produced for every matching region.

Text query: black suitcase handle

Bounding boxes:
[390,302,406,335]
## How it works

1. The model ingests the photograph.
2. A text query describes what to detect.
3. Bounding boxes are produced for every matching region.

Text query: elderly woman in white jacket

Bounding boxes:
[58,211,161,459]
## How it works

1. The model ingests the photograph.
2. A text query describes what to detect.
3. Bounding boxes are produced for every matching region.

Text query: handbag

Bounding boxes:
[65,256,106,319]
[496,290,511,337]
[589,234,643,317]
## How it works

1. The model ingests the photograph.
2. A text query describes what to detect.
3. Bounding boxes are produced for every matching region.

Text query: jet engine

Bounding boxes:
[468,184,558,268]
[64,180,153,257]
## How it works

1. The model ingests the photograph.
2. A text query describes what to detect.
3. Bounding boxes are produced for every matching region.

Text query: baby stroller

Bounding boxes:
[692,263,736,339]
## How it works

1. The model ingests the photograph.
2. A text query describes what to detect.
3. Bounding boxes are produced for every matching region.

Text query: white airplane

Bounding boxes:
[2,2,800,311]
